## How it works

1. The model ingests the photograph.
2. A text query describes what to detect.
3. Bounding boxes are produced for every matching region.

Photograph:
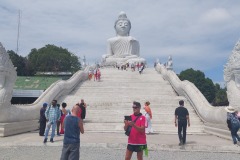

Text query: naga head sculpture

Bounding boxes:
[224,40,240,89]
[0,42,17,105]
[224,39,240,108]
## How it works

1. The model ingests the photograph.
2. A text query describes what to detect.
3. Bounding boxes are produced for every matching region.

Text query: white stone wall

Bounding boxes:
[0,67,90,123]
[155,63,226,124]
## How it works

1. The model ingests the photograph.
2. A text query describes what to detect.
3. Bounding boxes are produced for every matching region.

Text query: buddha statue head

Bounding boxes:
[114,11,131,37]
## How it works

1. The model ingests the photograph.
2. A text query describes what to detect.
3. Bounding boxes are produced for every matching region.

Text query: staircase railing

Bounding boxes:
[0,66,95,123]
[0,65,99,136]
[155,63,231,139]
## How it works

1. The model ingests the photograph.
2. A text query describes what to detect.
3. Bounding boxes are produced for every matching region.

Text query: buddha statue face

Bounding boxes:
[115,19,131,36]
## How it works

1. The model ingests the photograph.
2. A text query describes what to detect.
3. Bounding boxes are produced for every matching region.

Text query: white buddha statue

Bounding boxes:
[102,11,145,65]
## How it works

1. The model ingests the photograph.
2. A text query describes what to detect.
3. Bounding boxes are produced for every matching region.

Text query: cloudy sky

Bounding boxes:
[0,0,240,85]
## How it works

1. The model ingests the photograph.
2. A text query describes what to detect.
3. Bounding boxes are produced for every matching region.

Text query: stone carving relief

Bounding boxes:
[224,39,240,108]
[0,43,17,105]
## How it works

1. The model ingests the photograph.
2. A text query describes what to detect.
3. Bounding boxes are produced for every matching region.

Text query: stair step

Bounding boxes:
[83,123,204,133]
[58,68,204,134]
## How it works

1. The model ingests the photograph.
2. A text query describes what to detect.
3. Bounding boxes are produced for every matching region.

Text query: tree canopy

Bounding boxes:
[8,44,82,76]
[212,83,229,106]
[178,68,228,106]
[28,44,81,73]
[178,68,216,104]
[8,50,34,76]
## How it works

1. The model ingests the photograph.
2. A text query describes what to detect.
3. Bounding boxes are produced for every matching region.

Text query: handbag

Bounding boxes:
[125,115,141,136]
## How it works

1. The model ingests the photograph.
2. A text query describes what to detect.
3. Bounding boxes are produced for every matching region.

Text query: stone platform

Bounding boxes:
[0,131,239,160]
[0,120,38,137]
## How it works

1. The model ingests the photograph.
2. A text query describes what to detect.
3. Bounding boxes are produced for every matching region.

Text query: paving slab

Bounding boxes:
[0,131,239,154]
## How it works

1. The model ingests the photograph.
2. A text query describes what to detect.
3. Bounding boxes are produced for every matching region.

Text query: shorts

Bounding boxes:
[127,144,147,152]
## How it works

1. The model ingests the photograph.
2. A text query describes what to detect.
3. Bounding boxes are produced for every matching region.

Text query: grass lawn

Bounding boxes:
[14,76,62,90]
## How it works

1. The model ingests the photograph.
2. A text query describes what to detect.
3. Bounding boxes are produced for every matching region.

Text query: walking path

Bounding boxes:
[0,131,239,159]
[0,131,239,153]
[1,68,239,159]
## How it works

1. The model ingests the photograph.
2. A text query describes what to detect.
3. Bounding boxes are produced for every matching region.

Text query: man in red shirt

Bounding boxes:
[124,101,147,160]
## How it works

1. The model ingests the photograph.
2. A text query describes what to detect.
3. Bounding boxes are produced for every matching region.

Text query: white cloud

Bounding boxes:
[0,0,240,83]
[200,8,231,24]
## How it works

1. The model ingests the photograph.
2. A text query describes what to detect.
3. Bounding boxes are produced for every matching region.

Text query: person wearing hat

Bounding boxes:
[39,102,48,136]
[225,106,240,145]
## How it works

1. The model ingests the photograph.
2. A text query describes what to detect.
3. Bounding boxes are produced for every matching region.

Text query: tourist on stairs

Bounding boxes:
[174,100,190,146]
[144,101,153,134]
[60,102,70,134]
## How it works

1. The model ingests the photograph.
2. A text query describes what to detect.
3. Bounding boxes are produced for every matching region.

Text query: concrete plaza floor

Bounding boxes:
[0,131,239,152]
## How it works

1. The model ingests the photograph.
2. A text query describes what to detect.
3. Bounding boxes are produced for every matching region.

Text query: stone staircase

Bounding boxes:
[58,68,204,134]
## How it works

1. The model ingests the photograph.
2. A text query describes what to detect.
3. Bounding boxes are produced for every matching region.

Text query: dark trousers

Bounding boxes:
[178,120,187,143]
[39,120,46,136]
[80,106,86,120]
[231,124,240,144]
[60,143,80,160]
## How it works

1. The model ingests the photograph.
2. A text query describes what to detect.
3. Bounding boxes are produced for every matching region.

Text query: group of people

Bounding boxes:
[124,99,240,159]
[88,68,101,81]
[39,99,87,139]
[124,100,190,160]
[116,62,146,74]
[39,99,86,159]
[38,98,240,160]
[40,99,188,160]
